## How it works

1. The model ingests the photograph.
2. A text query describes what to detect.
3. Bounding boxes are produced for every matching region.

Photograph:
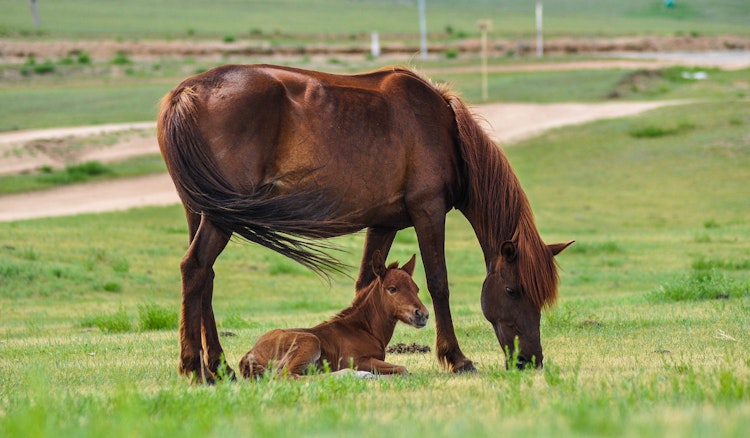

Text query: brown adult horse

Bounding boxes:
[239,251,427,378]
[157,64,572,383]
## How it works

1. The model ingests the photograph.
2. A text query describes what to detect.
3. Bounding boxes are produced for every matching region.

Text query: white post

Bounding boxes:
[477,20,492,101]
[536,2,543,58]
[418,0,427,59]
[371,32,381,58]
[30,0,41,27]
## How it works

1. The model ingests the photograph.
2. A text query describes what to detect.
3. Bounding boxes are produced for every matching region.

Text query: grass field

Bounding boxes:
[1,95,748,435]
[1,2,749,435]
[2,0,749,38]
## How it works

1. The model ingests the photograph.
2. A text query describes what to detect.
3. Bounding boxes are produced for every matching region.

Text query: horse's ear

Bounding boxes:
[372,250,386,278]
[401,254,417,276]
[548,240,575,256]
[501,241,517,262]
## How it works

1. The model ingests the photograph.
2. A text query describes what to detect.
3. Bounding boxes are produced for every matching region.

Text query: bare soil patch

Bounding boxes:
[2,35,749,62]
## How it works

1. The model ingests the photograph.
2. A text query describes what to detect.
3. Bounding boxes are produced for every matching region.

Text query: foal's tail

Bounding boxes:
[157,84,348,276]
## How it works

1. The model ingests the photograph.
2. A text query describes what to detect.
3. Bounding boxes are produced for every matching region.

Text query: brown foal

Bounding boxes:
[238,251,428,378]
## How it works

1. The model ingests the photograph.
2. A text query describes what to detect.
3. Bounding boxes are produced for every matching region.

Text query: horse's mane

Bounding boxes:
[428,81,559,310]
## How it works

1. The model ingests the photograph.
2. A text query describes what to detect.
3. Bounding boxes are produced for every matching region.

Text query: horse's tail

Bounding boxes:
[157,84,348,276]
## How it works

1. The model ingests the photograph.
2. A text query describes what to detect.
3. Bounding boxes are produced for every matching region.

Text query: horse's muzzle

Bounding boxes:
[507,354,543,370]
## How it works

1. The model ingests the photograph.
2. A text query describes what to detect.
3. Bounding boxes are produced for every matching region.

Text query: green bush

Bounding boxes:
[76,51,91,65]
[81,308,133,333]
[111,52,131,65]
[40,161,113,185]
[138,303,178,331]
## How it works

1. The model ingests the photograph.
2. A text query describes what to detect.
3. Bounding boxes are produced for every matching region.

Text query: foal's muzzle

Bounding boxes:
[411,308,429,328]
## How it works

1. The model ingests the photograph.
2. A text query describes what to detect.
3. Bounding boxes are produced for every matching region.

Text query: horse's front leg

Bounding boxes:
[179,214,230,383]
[411,208,477,373]
[355,227,397,290]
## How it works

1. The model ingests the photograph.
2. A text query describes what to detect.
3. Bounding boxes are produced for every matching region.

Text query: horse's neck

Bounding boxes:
[457,148,531,271]
[459,206,499,268]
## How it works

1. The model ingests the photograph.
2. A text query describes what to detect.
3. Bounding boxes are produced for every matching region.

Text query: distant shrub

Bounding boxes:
[629,125,677,138]
[76,51,91,65]
[33,60,56,74]
[111,51,131,65]
[102,281,122,293]
[81,307,133,333]
[629,122,694,139]
[444,48,458,59]
[703,219,720,229]
[647,270,749,302]
[223,34,235,43]
[50,161,112,183]
[138,303,178,331]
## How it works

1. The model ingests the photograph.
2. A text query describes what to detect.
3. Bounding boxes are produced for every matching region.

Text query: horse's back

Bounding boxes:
[161,64,462,226]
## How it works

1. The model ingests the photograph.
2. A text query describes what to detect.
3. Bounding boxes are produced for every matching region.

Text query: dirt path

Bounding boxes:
[0,100,685,222]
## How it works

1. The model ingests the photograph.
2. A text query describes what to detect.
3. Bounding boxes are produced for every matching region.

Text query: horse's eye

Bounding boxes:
[388,287,397,294]
[506,287,520,298]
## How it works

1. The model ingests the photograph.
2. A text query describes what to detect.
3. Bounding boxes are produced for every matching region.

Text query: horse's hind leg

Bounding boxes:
[355,227,397,290]
[179,213,231,383]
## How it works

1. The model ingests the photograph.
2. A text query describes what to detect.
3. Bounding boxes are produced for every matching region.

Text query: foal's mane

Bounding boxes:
[330,261,400,321]
[409,72,560,310]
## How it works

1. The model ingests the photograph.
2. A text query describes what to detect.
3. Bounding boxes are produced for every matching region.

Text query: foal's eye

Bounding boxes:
[506,287,520,298]
[387,287,398,294]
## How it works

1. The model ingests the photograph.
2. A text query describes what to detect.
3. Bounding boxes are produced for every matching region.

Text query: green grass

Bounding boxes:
[1,97,749,436]
[0,154,166,195]
[0,82,171,131]
[1,0,748,38]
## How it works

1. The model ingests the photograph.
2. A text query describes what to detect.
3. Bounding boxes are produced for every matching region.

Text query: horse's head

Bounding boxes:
[372,251,429,328]
[481,240,573,369]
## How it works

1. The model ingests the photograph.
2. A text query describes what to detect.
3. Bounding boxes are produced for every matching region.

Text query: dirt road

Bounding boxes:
[0,100,684,222]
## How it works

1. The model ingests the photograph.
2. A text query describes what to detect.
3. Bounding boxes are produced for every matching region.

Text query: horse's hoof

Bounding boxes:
[453,361,478,373]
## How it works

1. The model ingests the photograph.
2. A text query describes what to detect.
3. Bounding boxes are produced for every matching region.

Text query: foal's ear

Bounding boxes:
[401,254,417,276]
[372,250,387,278]
[548,240,575,256]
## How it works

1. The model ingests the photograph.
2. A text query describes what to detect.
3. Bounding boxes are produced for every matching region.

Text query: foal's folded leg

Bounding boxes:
[276,332,322,376]
[358,358,408,375]
[240,330,321,378]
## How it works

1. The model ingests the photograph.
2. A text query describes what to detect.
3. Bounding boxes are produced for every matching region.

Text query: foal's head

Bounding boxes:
[371,251,429,328]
